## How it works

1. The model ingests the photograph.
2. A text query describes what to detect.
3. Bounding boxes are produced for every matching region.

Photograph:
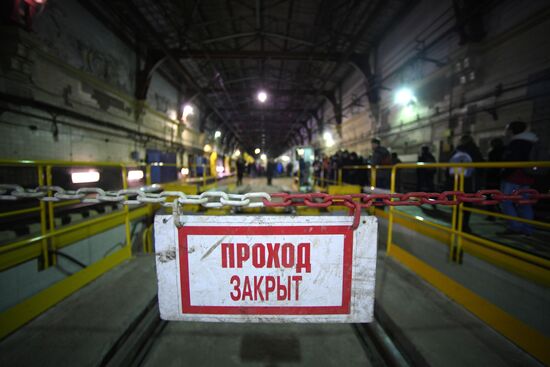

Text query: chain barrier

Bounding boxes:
[1,185,549,229]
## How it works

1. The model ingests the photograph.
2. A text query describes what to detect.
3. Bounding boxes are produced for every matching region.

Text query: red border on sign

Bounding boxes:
[178,225,354,315]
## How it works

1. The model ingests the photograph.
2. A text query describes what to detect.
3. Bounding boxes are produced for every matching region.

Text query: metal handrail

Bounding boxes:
[384,161,550,267]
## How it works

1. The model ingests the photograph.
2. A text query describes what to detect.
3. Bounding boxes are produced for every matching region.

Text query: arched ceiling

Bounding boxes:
[82,0,416,156]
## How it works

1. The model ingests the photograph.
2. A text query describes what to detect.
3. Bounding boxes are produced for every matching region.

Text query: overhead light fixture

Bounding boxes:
[203,144,212,153]
[214,130,221,139]
[281,155,290,162]
[296,148,304,156]
[394,87,416,106]
[183,104,194,117]
[254,148,261,154]
[180,167,190,175]
[233,149,241,157]
[260,154,267,160]
[127,170,144,182]
[323,131,335,148]
[257,91,268,103]
[71,171,100,184]
[168,109,177,120]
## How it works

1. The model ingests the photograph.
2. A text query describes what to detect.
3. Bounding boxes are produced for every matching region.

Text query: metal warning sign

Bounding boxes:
[155,215,377,322]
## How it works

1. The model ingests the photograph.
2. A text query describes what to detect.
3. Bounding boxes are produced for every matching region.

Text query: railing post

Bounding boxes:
[338,169,342,185]
[455,170,466,263]
[386,165,398,255]
[37,165,50,269]
[46,165,57,266]
[450,170,459,262]
[145,164,152,186]
[121,165,132,258]
[370,166,377,190]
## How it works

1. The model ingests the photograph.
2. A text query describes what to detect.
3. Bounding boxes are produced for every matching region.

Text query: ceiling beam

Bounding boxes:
[203,88,328,95]
[218,108,316,113]
[177,49,341,61]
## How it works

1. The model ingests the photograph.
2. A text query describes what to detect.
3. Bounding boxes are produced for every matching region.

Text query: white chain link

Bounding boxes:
[0,184,272,209]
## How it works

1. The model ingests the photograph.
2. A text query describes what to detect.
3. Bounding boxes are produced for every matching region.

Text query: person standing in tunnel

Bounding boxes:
[485,138,504,221]
[417,146,436,192]
[498,121,538,236]
[266,158,276,186]
[236,157,245,186]
[449,135,484,232]
[370,138,391,189]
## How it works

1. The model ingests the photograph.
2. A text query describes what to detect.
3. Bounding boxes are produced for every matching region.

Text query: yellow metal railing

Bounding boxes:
[381,161,550,364]
[0,157,235,339]
[338,164,395,188]
[383,162,550,265]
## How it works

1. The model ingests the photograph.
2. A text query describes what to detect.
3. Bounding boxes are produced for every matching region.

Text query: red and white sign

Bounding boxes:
[155,215,377,322]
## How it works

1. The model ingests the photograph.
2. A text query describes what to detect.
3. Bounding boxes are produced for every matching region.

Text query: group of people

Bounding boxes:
[316,121,541,236]
[312,138,401,188]
[235,157,279,186]
[388,120,540,236]
[447,121,540,236]
[235,121,541,236]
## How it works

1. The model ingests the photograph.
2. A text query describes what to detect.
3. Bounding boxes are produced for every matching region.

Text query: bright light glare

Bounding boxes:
[415,216,425,221]
[254,148,261,154]
[168,109,177,120]
[183,104,194,117]
[216,166,225,173]
[203,144,212,153]
[296,148,304,156]
[323,131,335,147]
[281,155,290,162]
[257,91,267,103]
[233,149,241,157]
[71,171,100,184]
[260,154,267,160]
[180,168,190,175]
[394,87,416,106]
[127,170,144,181]
[214,130,221,139]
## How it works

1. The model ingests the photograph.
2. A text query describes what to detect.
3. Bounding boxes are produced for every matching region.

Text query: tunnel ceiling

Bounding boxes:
[83,0,415,156]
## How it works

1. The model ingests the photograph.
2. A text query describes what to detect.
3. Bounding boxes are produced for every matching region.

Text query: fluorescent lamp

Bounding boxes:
[71,171,100,184]
[394,87,416,106]
[127,170,144,181]
[257,91,267,103]
[183,104,194,116]
[168,109,177,120]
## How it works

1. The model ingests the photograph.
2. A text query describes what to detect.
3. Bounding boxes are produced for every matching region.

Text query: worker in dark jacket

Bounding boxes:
[485,138,504,221]
[236,157,245,186]
[499,121,538,236]
[417,146,436,192]
[370,138,391,189]
[266,159,276,186]
[449,135,483,232]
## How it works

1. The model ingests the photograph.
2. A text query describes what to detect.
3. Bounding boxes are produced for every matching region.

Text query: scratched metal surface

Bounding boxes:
[155,215,377,323]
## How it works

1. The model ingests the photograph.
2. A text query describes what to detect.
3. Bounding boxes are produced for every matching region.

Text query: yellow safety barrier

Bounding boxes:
[377,161,550,364]
[0,159,161,339]
[0,156,238,340]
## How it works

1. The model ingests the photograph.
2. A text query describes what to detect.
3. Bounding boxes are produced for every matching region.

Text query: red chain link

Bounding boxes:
[262,190,550,230]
